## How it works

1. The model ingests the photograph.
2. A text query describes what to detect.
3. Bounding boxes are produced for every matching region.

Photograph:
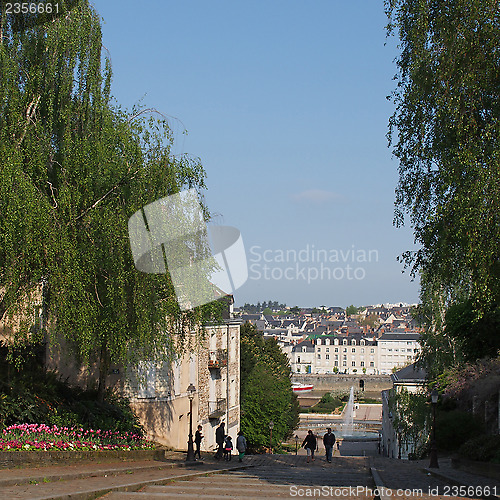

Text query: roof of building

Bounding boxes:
[378,332,421,341]
[391,363,427,383]
[292,340,315,352]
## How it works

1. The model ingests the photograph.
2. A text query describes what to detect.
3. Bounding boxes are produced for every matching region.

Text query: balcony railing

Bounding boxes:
[208,349,228,369]
[208,398,226,419]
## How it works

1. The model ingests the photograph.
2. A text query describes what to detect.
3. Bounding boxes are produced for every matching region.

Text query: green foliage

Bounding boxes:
[240,322,299,451]
[305,392,346,414]
[0,0,221,398]
[459,435,500,463]
[386,0,500,374]
[444,301,500,362]
[345,305,359,316]
[0,362,142,434]
[437,356,500,434]
[435,410,483,452]
[389,388,430,458]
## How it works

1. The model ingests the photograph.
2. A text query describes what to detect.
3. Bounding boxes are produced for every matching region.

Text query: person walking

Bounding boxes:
[302,430,317,463]
[236,431,247,462]
[215,422,225,459]
[194,425,203,460]
[224,435,233,461]
[323,428,336,463]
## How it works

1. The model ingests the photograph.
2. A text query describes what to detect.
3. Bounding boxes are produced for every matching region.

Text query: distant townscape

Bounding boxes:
[235,302,420,376]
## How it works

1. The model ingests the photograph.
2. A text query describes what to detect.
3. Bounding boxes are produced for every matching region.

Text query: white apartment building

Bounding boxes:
[289,332,420,375]
[377,332,420,375]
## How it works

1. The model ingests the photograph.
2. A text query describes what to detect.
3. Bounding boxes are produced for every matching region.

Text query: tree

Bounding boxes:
[240,322,299,451]
[345,305,358,316]
[386,0,500,367]
[0,1,221,399]
[359,314,379,329]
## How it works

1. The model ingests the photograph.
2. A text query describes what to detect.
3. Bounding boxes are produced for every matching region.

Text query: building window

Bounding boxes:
[370,362,374,367]
[317,354,321,359]
[297,356,301,363]
[370,349,375,353]
[352,361,356,367]
[361,348,365,353]
[343,361,347,366]
[334,361,338,367]
[326,347,330,352]
[326,354,330,360]
[352,348,356,353]
[335,347,339,352]
[361,361,365,367]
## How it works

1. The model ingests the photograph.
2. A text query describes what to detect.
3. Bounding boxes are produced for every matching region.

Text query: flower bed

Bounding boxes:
[0,424,155,452]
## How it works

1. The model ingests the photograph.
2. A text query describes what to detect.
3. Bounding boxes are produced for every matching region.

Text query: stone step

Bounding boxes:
[103,494,370,500]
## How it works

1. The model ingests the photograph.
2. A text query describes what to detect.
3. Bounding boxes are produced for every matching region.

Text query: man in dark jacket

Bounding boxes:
[215,422,225,459]
[194,425,203,460]
[323,428,336,463]
[302,430,317,463]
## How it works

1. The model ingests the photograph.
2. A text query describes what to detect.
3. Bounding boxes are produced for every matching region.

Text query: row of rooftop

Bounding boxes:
[234,303,421,375]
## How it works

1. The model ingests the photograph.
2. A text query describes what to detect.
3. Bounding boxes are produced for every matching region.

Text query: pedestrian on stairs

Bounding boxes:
[323,428,336,463]
[194,425,203,460]
[302,430,317,463]
[236,431,247,462]
[224,435,233,461]
[215,422,225,459]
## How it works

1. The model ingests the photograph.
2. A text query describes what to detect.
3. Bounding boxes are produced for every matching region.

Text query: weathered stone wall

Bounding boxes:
[0,449,166,469]
[292,374,392,395]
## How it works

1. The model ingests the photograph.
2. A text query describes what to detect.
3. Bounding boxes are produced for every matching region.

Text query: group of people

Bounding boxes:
[194,423,335,464]
[302,428,336,463]
[193,422,247,462]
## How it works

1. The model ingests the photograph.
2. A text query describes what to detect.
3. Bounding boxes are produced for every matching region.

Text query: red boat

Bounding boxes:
[292,383,314,393]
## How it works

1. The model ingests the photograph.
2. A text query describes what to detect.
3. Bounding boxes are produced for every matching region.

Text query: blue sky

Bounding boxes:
[92,0,420,308]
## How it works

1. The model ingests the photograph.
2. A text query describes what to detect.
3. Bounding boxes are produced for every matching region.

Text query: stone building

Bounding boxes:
[122,319,240,451]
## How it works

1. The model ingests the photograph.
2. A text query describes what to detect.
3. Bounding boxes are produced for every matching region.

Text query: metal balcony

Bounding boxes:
[208,398,227,419]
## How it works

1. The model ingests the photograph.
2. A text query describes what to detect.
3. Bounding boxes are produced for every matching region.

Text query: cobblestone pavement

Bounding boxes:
[0,446,498,499]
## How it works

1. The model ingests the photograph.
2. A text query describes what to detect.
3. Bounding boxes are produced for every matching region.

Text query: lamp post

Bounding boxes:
[397,425,402,460]
[186,383,196,462]
[295,435,299,455]
[429,389,439,468]
[269,420,274,454]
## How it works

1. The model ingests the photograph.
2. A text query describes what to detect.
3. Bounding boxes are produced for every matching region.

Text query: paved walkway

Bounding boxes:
[0,445,498,499]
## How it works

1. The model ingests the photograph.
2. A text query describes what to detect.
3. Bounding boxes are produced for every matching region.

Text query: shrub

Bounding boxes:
[436,410,483,451]
[459,435,500,463]
[0,365,142,435]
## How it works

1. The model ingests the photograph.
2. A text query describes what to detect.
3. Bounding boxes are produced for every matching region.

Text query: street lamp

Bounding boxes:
[429,389,439,468]
[269,420,274,454]
[397,425,402,460]
[186,383,196,462]
[295,435,299,455]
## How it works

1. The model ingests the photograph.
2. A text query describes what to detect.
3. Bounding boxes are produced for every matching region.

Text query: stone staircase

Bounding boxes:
[100,455,375,499]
